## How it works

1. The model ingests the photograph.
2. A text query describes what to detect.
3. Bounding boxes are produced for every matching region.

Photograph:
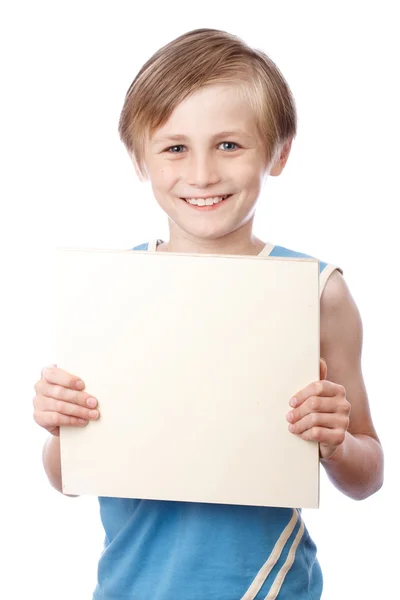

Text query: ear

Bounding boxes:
[269,138,293,176]
[129,152,148,182]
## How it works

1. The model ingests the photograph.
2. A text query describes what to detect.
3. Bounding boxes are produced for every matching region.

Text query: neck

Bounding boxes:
[158,220,266,256]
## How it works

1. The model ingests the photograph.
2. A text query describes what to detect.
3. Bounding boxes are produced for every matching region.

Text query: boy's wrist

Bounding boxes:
[319,434,347,465]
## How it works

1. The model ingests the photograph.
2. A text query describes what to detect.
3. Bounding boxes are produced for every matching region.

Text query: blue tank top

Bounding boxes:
[93,241,340,600]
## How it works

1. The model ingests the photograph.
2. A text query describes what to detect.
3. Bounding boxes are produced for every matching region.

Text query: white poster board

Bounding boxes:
[56,248,320,508]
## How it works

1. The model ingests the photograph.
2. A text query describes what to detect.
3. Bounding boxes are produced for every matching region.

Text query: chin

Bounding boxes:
[177,222,237,241]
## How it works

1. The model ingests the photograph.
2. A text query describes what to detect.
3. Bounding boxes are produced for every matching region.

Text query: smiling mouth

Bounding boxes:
[180,194,232,207]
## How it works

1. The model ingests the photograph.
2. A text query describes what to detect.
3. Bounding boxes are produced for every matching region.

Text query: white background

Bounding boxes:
[1,1,398,598]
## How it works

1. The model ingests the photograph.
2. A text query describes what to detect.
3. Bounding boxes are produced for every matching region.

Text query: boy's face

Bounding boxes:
[142,83,283,242]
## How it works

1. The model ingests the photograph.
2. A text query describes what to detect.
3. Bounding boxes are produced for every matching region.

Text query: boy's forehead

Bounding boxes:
[152,83,258,141]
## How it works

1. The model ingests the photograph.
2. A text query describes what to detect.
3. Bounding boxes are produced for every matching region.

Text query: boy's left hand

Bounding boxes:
[286,359,351,460]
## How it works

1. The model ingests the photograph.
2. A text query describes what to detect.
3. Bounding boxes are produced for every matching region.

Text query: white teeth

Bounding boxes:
[186,195,228,206]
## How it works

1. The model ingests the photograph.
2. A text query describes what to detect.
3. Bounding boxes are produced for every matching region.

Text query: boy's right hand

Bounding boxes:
[33,366,99,436]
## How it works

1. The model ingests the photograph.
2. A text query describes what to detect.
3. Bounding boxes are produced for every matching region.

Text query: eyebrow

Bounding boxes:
[152,130,253,144]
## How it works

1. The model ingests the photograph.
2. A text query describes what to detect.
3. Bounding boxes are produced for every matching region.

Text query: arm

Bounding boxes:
[33,367,100,496]
[43,436,80,497]
[319,270,383,498]
[43,435,64,493]
[287,270,384,500]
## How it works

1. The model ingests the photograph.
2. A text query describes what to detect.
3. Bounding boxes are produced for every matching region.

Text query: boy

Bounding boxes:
[33,29,383,599]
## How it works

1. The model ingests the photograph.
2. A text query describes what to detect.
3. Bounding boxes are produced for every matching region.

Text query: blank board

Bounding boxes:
[56,248,320,508]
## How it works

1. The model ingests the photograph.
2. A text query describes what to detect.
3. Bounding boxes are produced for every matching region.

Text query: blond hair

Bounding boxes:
[118,28,297,172]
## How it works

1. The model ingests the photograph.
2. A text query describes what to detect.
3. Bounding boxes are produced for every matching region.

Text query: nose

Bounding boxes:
[184,152,221,188]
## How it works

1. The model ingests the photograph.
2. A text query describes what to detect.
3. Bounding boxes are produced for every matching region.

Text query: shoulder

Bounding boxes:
[269,244,342,296]
[320,270,359,321]
[320,269,363,359]
[269,243,355,326]
[270,245,363,359]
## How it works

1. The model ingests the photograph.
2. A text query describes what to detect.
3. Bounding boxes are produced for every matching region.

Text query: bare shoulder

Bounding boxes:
[320,269,362,346]
[320,268,362,371]
[321,269,356,313]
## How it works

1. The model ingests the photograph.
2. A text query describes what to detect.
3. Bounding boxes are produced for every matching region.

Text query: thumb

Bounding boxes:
[41,364,58,378]
[319,358,328,381]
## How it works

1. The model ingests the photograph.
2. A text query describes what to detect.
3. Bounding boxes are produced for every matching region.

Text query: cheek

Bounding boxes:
[150,163,179,191]
[235,162,264,192]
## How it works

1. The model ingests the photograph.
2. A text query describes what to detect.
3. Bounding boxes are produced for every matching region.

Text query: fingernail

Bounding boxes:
[289,424,295,433]
[76,380,85,390]
[89,410,99,419]
[290,398,297,407]
[287,412,293,422]
[86,397,97,408]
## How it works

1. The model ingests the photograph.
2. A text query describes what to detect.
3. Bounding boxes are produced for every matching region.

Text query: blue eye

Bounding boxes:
[165,142,238,153]
[167,145,185,153]
[219,142,238,151]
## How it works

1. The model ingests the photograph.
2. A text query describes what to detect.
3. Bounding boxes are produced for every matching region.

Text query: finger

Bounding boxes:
[287,395,348,422]
[37,396,99,421]
[35,381,97,409]
[288,411,349,435]
[290,380,344,407]
[42,366,85,391]
[299,427,346,446]
[34,410,89,429]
